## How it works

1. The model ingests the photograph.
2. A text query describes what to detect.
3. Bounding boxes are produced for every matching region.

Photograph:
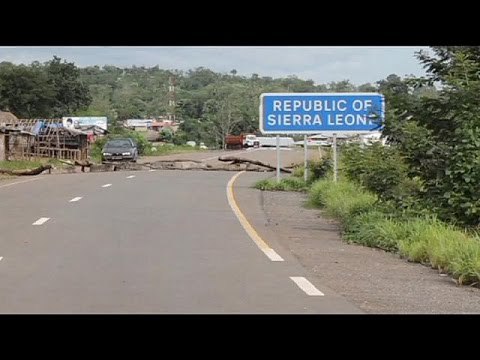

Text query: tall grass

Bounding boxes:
[0,160,43,170]
[308,178,480,286]
[309,179,377,223]
[255,177,308,192]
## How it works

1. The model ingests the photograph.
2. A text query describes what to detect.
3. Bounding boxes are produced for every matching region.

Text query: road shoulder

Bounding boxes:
[233,173,480,314]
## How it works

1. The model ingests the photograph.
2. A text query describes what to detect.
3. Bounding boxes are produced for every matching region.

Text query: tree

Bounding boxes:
[203,96,243,149]
[376,74,418,145]
[44,56,92,117]
[328,80,356,92]
[382,47,480,225]
[358,83,378,92]
[415,46,480,84]
[0,64,55,118]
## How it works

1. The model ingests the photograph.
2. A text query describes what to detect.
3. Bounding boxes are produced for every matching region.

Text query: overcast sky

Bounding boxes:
[0,46,429,85]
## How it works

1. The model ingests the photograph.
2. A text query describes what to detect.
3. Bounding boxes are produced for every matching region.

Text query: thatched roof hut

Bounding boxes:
[0,111,19,125]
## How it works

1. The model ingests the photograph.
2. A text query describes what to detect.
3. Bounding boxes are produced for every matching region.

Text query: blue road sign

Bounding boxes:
[259,93,385,134]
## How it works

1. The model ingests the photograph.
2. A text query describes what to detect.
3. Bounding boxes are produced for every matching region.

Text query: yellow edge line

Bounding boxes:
[226,171,284,262]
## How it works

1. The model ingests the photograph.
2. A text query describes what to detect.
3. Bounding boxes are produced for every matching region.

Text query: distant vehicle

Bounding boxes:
[256,136,295,147]
[186,141,197,147]
[295,139,331,147]
[199,142,208,150]
[102,138,138,162]
[225,134,259,149]
[244,134,260,148]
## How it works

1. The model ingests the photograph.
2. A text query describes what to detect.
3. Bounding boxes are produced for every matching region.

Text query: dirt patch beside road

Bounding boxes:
[259,190,480,313]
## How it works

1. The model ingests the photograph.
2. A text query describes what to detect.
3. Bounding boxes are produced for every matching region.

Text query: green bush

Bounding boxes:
[172,131,188,145]
[160,128,174,142]
[341,143,411,202]
[292,166,304,178]
[308,158,333,183]
[308,179,332,207]
[255,177,308,192]
[309,179,377,224]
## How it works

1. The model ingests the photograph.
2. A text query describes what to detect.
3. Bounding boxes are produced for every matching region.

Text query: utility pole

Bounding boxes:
[167,74,176,122]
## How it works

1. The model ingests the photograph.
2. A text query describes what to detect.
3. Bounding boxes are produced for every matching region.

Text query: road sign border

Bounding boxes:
[259,92,385,135]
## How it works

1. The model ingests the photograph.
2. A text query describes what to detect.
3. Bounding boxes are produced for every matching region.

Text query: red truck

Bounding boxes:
[225,134,259,149]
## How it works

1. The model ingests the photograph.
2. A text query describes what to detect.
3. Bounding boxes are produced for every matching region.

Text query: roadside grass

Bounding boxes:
[292,166,304,178]
[0,160,43,170]
[343,211,404,252]
[254,176,308,192]
[309,179,377,224]
[308,177,480,286]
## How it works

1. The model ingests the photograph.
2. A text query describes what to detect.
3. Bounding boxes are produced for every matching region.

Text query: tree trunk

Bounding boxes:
[0,164,52,176]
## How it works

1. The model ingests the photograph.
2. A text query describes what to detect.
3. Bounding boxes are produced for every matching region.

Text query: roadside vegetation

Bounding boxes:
[255,47,480,286]
[0,160,43,170]
[255,177,308,192]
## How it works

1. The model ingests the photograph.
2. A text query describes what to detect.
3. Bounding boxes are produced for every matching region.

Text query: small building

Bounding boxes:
[151,120,180,133]
[76,125,109,144]
[1,119,90,161]
[0,111,19,126]
[124,119,154,131]
[0,126,36,161]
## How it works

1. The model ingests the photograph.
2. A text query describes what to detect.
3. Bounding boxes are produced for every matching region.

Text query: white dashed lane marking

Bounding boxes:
[69,197,83,202]
[32,217,50,226]
[126,175,135,179]
[102,184,112,188]
[290,277,325,296]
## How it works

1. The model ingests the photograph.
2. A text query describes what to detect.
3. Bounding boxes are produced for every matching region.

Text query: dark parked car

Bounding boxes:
[102,138,138,162]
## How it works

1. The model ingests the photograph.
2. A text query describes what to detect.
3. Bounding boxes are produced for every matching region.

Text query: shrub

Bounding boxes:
[255,177,308,192]
[292,166,304,178]
[309,179,377,224]
[341,143,411,201]
[308,157,333,183]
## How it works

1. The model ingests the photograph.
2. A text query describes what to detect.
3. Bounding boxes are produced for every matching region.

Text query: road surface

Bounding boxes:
[0,148,361,313]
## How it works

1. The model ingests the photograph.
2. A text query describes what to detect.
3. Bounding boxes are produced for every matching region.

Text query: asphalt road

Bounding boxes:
[0,148,361,313]
[138,146,323,167]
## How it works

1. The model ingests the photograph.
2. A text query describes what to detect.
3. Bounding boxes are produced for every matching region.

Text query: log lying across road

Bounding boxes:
[218,156,292,173]
[141,159,205,164]
[0,157,293,175]
[0,164,52,176]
